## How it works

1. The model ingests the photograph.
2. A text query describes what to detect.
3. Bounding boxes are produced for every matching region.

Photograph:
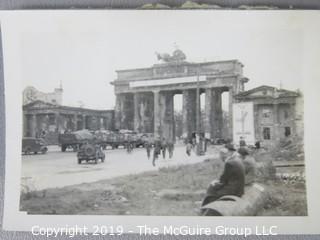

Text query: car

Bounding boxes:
[22,137,48,155]
[77,143,105,164]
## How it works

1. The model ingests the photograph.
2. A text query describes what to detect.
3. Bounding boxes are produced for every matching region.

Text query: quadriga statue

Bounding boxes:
[155,49,186,63]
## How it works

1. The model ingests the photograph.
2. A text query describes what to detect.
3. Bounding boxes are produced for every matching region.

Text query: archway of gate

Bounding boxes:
[155,87,229,143]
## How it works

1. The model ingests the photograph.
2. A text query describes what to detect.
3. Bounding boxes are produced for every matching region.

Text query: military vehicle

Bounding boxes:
[77,143,105,164]
[22,137,48,155]
[58,129,94,152]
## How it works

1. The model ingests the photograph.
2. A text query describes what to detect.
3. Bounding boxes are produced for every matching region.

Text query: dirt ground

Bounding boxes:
[20,146,308,216]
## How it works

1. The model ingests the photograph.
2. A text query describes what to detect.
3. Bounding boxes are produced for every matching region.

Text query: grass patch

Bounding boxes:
[20,149,307,216]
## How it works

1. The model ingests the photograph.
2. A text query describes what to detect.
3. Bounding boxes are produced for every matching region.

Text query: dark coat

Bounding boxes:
[202,158,245,207]
[219,159,245,197]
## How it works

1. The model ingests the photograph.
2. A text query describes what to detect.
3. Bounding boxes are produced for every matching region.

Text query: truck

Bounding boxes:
[58,129,94,152]
[94,130,122,149]
[91,130,154,150]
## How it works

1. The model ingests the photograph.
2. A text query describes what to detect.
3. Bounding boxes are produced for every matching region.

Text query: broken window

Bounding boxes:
[285,127,291,137]
[263,127,271,140]
[262,109,272,119]
[49,114,56,125]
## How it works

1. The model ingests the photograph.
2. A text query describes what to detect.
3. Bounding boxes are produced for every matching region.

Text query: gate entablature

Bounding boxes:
[112,59,246,94]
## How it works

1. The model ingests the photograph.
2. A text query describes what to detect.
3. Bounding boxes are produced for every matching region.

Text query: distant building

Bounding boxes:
[23,101,114,144]
[23,86,63,105]
[234,85,302,146]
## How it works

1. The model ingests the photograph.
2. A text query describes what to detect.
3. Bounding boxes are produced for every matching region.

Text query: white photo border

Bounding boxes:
[1,10,320,234]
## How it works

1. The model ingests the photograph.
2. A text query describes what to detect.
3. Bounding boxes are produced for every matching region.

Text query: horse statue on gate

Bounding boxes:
[155,48,187,63]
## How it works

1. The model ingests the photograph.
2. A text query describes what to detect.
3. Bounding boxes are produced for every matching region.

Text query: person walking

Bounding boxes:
[152,139,161,167]
[186,140,193,156]
[161,138,167,159]
[145,140,152,159]
[167,140,174,159]
[126,141,133,154]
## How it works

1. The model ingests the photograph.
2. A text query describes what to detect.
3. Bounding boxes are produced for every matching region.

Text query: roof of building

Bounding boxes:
[115,59,242,73]
[235,85,299,100]
[23,100,113,113]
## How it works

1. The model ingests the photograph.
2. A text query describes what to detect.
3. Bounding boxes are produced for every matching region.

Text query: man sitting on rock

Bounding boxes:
[201,143,245,207]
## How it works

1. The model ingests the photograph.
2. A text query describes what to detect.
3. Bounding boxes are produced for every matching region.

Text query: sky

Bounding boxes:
[17,11,305,110]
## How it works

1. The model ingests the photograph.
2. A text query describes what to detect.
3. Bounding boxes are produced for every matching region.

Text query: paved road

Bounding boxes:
[21,145,219,190]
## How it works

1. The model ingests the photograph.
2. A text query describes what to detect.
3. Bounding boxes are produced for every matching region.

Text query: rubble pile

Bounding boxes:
[255,161,276,181]
[276,172,306,184]
[273,135,304,162]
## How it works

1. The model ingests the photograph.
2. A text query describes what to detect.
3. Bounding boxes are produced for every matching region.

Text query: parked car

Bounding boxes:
[22,137,48,155]
[77,143,105,164]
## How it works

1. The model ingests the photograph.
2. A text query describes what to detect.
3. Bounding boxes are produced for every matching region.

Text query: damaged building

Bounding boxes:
[234,85,303,146]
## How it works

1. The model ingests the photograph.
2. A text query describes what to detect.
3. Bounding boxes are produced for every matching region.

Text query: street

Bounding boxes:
[21,144,219,190]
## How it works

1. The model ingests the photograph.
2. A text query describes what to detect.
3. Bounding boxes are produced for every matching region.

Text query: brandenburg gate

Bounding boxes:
[111,50,248,142]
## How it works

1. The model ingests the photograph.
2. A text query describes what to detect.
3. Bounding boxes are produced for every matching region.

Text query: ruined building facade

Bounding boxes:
[235,85,302,146]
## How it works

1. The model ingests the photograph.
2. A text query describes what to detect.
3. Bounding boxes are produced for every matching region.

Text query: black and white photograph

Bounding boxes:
[2,10,320,234]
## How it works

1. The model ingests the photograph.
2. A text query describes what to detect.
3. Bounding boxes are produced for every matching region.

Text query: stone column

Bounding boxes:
[106,115,113,130]
[92,116,98,130]
[142,92,154,133]
[290,104,296,136]
[273,104,279,143]
[133,92,154,133]
[134,93,140,132]
[205,88,223,139]
[212,89,223,139]
[81,114,86,129]
[43,114,49,131]
[35,114,41,137]
[60,114,67,132]
[86,116,92,130]
[204,88,213,139]
[182,89,196,139]
[159,92,174,142]
[228,87,234,140]
[29,114,36,137]
[182,90,188,139]
[114,94,122,130]
[99,117,104,130]
[118,93,134,130]
[73,114,78,131]
[103,117,107,130]
[153,90,160,139]
[54,112,60,133]
[23,114,28,137]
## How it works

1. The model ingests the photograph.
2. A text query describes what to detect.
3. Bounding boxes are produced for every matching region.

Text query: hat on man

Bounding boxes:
[238,147,249,156]
[225,143,236,151]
